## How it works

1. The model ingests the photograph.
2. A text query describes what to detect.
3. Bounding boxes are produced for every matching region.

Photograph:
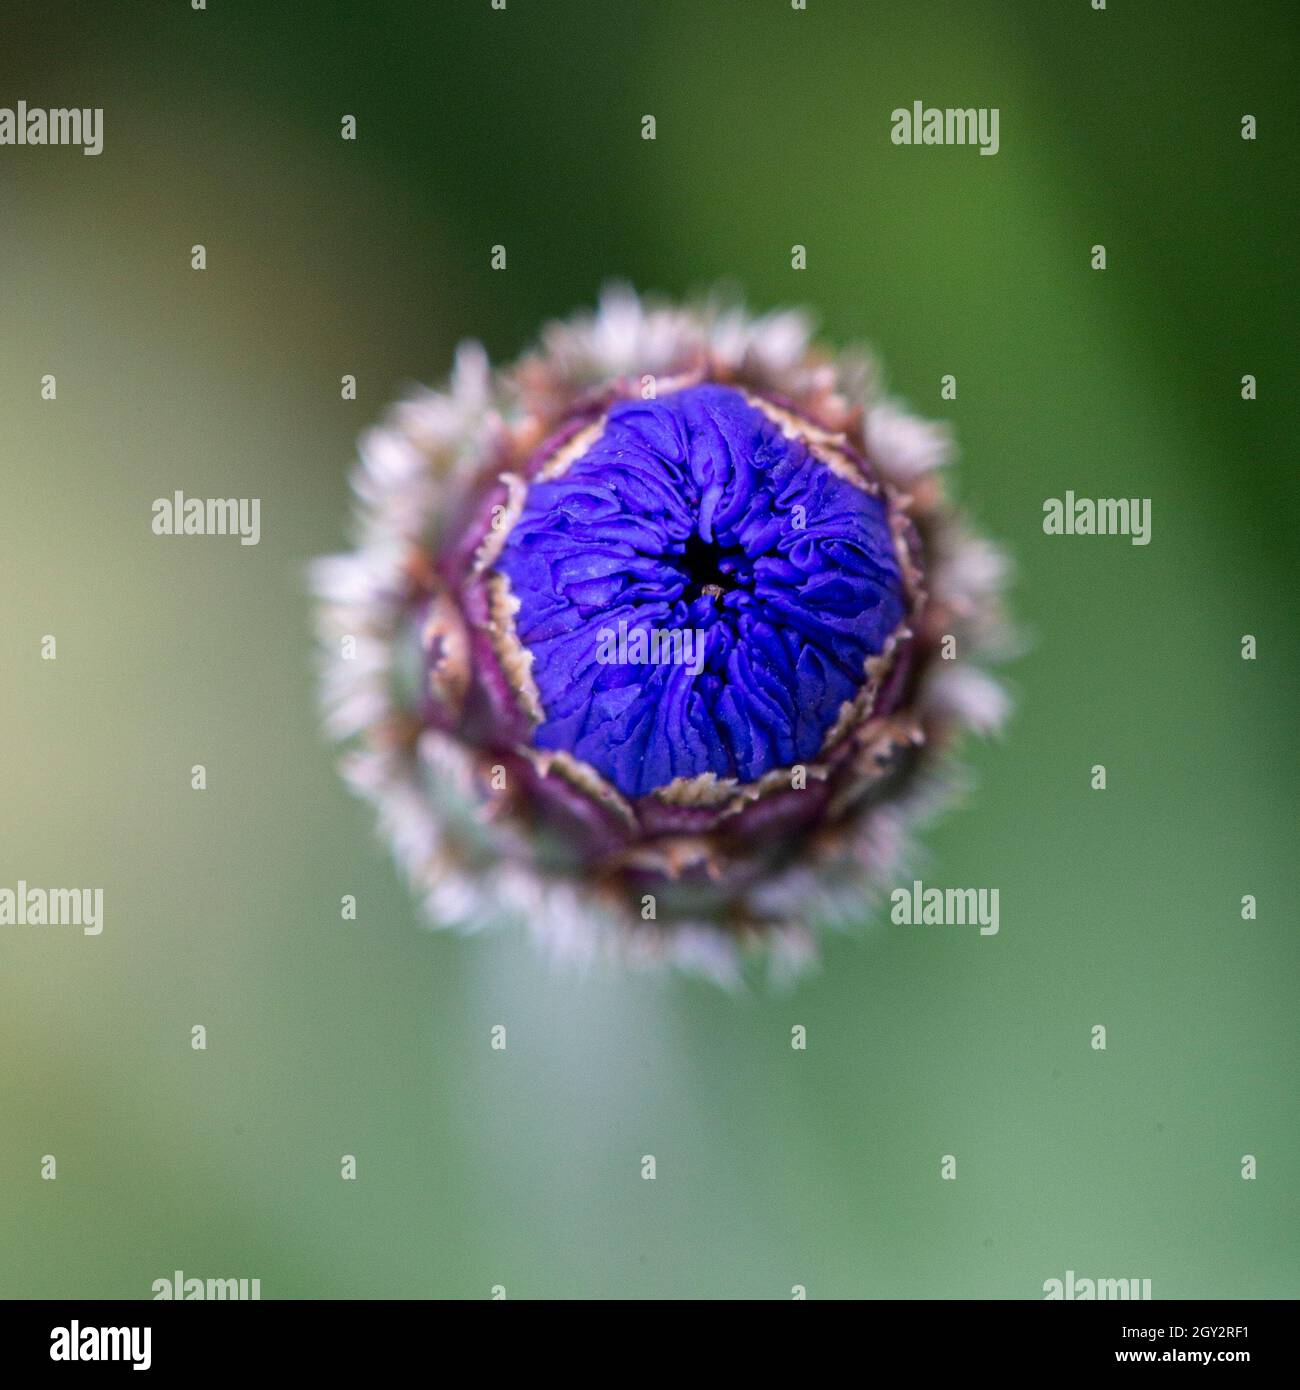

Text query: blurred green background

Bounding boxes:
[1,0,1296,1299]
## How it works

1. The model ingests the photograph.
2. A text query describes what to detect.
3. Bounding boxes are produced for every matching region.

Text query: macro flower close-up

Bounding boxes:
[313,287,1010,984]
[3,0,1293,1327]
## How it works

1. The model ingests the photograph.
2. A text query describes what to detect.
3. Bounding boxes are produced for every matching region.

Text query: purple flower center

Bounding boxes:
[495,384,907,797]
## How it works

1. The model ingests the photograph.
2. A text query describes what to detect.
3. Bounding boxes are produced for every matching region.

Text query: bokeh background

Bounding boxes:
[1,0,1296,1299]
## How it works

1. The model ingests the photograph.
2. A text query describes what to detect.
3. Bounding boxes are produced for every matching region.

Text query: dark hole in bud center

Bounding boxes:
[680,532,748,602]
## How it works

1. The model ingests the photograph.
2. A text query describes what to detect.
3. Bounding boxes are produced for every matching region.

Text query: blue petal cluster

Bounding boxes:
[495,385,906,797]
